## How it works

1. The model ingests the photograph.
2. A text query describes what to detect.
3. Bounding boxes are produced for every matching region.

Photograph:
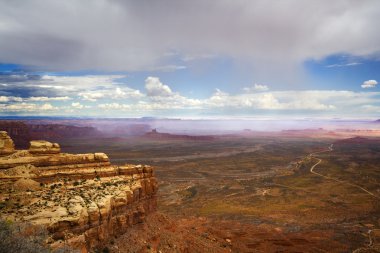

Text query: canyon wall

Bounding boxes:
[0,121,30,148]
[0,131,157,252]
[0,121,102,148]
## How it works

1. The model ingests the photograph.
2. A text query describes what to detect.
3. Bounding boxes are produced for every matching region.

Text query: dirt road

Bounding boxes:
[309,144,379,199]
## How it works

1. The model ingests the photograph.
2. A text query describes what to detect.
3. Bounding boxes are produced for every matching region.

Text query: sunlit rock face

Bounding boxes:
[0,131,15,155]
[0,132,158,252]
[29,140,61,154]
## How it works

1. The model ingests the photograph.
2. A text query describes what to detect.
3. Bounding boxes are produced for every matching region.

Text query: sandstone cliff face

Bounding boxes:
[29,140,61,154]
[0,132,157,252]
[0,131,15,155]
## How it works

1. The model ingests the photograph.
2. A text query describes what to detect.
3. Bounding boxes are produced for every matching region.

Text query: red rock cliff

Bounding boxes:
[0,131,157,252]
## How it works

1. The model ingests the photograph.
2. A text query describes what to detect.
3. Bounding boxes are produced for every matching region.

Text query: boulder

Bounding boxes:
[0,131,15,155]
[94,152,109,161]
[29,140,61,154]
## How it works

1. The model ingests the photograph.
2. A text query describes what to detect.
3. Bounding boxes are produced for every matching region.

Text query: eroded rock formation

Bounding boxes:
[0,132,157,252]
[29,140,61,154]
[0,131,15,155]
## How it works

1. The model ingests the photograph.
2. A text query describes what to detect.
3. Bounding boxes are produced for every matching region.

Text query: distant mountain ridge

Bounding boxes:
[334,136,380,145]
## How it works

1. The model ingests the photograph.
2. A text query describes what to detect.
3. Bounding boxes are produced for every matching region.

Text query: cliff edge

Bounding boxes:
[0,131,158,252]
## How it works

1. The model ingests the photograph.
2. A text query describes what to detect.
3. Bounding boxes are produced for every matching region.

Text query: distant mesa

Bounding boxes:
[333,136,379,145]
[0,121,102,149]
[144,128,215,141]
[105,123,151,136]
[28,123,101,140]
[0,131,157,252]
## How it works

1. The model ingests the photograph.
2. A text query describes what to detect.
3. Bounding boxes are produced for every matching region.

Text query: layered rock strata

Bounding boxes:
[29,140,61,154]
[0,132,157,252]
[0,131,15,155]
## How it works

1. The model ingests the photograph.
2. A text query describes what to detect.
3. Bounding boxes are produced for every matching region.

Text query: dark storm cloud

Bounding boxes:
[0,32,84,70]
[0,73,140,101]
[0,73,42,83]
[0,0,379,75]
[0,85,60,98]
[0,73,72,98]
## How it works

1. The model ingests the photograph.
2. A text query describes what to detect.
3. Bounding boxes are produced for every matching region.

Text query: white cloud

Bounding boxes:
[145,77,174,97]
[0,74,132,100]
[361,79,378,88]
[71,102,85,109]
[28,96,71,101]
[98,103,130,110]
[0,102,57,112]
[0,96,70,102]
[71,102,82,109]
[39,75,126,90]
[205,90,336,110]
[79,92,104,102]
[37,85,71,90]
[79,87,143,101]
[40,103,56,110]
[1,72,380,116]
[243,84,269,92]
[207,89,230,107]
[0,96,22,102]
[325,62,362,68]
[94,85,380,115]
[112,87,144,99]
[0,96,71,103]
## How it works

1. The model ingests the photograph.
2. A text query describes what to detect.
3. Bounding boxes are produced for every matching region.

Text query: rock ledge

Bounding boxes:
[0,132,157,252]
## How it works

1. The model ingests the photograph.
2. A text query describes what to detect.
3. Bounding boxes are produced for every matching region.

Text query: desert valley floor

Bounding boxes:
[54,133,380,252]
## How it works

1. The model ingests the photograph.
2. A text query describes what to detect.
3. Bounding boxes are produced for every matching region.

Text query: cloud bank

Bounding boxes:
[0,74,379,117]
[0,0,380,75]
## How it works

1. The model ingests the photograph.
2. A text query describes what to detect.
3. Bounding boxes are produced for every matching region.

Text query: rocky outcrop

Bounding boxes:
[0,132,157,252]
[29,140,61,154]
[0,131,15,155]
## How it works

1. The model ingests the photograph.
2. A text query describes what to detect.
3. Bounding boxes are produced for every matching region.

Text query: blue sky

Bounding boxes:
[0,0,379,118]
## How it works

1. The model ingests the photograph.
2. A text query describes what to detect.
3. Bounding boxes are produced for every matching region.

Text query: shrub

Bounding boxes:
[0,220,80,253]
[0,219,49,253]
[0,202,6,210]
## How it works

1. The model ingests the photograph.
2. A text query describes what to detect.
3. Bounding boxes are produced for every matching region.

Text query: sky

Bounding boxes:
[0,0,379,119]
